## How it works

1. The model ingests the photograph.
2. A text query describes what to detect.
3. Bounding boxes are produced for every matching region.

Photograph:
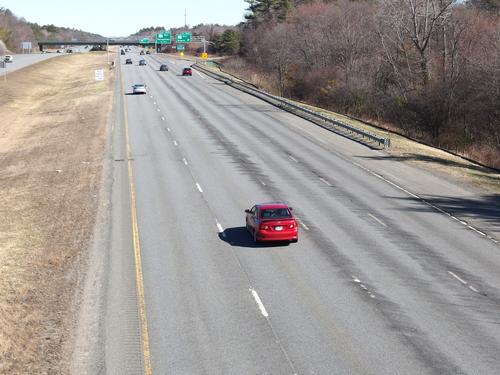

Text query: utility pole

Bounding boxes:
[184,9,187,28]
[106,38,109,66]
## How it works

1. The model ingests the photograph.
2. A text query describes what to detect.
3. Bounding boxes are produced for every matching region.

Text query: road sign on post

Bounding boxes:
[156,31,172,44]
[175,32,192,43]
[201,52,208,60]
[139,38,149,44]
[176,44,185,51]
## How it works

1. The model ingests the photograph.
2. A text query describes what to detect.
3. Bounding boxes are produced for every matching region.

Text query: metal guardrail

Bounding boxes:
[192,63,390,148]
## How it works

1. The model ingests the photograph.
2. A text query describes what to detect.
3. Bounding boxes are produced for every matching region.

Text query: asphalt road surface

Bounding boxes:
[0,52,59,76]
[0,48,91,76]
[104,49,500,374]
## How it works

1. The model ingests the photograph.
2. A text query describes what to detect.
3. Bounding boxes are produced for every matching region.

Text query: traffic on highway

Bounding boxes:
[98,47,500,374]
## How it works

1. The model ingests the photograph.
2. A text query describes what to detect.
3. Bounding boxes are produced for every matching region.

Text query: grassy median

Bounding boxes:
[0,52,114,374]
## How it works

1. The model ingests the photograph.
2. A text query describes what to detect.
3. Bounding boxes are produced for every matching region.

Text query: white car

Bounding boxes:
[132,84,147,95]
[4,55,13,62]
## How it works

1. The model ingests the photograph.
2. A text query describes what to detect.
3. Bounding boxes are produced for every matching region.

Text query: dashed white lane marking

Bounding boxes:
[351,276,376,298]
[448,271,482,294]
[296,218,309,230]
[194,70,205,79]
[167,127,171,132]
[157,108,160,112]
[153,101,156,105]
[288,155,298,163]
[258,179,266,186]
[319,177,332,187]
[250,288,269,317]
[173,140,178,146]
[182,157,188,165]
[216,222,226,237]
[448,271,467,285]
[350,160,498,245]
[149,95,153,99]
[196,183,203,193]
[368,213,387,227]
[161,116,165,121]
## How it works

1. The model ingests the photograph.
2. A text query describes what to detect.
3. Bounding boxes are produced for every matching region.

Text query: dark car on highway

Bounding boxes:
[182,67,192,76]
[159,64,168,71]
[245,202,298,244]
[125,58,132,64]
[121,50,125,55]
[139,59,147,66]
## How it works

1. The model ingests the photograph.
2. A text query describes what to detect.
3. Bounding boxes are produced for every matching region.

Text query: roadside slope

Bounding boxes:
[0,53,114,374]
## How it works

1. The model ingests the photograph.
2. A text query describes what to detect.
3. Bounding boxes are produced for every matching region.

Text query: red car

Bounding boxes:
[245,202,298,244]
[182,67,192,76]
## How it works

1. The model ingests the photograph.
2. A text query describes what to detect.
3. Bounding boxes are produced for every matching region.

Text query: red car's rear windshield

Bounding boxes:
[260,208,292,219]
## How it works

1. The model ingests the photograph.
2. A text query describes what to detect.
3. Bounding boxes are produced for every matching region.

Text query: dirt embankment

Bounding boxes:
[0,52,113,373]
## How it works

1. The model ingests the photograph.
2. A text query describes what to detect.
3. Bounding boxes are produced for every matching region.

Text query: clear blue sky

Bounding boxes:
[1,0,248,36]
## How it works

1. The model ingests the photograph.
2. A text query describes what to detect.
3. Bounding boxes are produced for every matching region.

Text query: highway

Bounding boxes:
[0,47,90,76]
[104,49,500,374]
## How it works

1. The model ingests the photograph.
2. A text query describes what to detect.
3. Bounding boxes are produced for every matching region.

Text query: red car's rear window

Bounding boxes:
[260,208,292,219]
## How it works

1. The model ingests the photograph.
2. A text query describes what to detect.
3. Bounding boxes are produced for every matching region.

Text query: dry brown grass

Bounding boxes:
[0,52,114,374]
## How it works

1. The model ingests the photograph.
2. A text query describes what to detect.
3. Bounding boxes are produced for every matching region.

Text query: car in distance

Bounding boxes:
[121,50,125,55]
[159,64,168,71]
[139,59,147,66]
[140,50,145,55]
[182,67,192,76]
[146,50,151,55]
[125,58,132,64]
[4,55,13,62]
[245,202,298,244]
[132,84,147,95]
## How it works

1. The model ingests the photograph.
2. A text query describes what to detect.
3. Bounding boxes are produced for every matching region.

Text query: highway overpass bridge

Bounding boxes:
[37,40,157,51]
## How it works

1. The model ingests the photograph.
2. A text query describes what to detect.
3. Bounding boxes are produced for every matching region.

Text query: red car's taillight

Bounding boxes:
[289,223,295,229]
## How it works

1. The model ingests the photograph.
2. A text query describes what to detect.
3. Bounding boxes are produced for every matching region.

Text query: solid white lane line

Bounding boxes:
[368,213,387,227]
[288,155,298,163]
[182,157,188,165]
[196,183,203,193]
[448,271,467,285]
[250,288,269,318]
[173,140,178,146]
[350,160,497,245]
[468,226,486,236]
[319,177,332,187]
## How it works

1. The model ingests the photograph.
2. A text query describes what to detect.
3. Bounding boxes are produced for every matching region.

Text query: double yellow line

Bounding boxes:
[120,66,153,375]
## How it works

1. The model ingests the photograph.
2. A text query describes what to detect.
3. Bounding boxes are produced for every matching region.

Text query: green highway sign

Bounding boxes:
[139,38,149,44]
[176,32,192,43]
[156,31,172,44]
[176,44,185,51]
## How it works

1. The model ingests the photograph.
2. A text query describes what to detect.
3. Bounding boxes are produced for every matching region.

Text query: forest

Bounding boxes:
[227,0,500,168]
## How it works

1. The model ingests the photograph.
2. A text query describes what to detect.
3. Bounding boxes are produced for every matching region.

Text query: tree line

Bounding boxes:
[231,0,500,168]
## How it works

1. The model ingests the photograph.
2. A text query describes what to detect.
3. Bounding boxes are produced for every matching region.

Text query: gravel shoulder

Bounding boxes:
[0,52,114,374]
